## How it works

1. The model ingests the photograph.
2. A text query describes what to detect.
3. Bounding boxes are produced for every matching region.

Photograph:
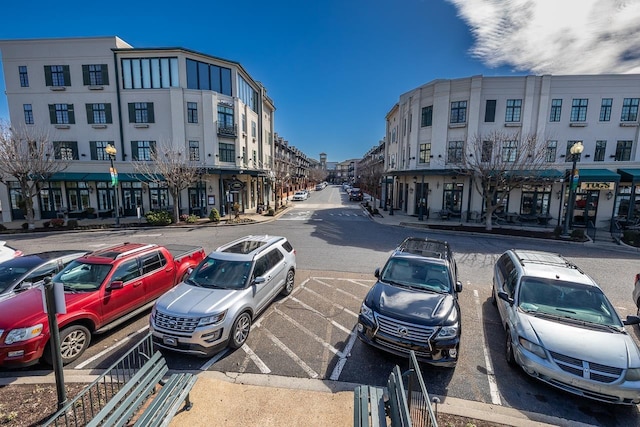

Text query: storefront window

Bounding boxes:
[520,185,551,215]
[443,182,464,213]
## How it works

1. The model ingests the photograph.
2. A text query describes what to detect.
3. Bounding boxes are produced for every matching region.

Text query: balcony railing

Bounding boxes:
[217,123,237,137]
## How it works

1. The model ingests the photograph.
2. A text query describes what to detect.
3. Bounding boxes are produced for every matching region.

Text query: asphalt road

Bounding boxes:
[2,185,640,426]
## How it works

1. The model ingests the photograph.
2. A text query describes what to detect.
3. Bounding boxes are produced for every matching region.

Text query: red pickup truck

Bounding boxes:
[0,242,205,368]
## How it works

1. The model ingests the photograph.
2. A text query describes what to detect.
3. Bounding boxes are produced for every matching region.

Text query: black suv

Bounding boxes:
[357,237,463,367]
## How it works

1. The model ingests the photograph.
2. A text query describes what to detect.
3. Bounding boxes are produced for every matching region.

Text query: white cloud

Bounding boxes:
[447,0,640,74]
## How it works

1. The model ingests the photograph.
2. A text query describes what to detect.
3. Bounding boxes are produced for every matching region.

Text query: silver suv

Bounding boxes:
[492,249,640,404]
[150,235,296,356]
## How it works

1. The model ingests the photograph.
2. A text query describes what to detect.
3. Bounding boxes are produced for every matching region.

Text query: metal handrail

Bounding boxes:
[403,351,438,427]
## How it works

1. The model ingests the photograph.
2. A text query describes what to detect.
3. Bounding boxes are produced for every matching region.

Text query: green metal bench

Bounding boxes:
[86,350,196,427]
[354,365,411,427]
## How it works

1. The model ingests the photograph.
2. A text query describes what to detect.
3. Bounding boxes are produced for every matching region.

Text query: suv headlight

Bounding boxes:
[519,337,547,359]
[435,323,459,340]
[5,324,43,344]
[198,311,227,327]
[360,302,374,322]
[625,368,640,381]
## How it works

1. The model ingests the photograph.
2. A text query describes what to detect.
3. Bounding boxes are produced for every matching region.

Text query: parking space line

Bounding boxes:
[75,326,148,370]
[241,344,271,374]
[299,286,359,318]
[273,307,343,357]
[261,326,319,378]
[291,297,352,334]
[473,289,502,406]
[343,278,376,289]
[329,327,358,381]
[199,348,231,371]
[311,278,363,303]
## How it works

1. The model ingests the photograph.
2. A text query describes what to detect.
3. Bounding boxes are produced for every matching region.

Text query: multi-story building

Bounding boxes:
[0,36,278,222]
[385,74,640,228]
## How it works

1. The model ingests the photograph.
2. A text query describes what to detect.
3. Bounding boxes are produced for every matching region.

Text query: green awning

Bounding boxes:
[508,169,563,179]
[571,168,620,182]
[618,169,640,183]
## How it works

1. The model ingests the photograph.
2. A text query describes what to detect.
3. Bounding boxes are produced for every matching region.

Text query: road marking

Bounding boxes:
[329,327,358,381]
[309,278,362,304]
[241,344,271,374]
[199,348,231,371]
[273,307,343,357]
[300,285,359,318]
[291,296,352,334]
[75,326,148,369]
[473,289,502,405]
[343,278,376,289]
[261,326,319,378]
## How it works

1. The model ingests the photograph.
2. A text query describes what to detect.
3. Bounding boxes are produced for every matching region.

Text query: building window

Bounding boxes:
[615,140,633,161]
[545,140,557,163]
[594,140,606,162]
[19,66,29,87]
[238,75,258,112]
[185,58,232,95]
[570,98,588,122]
[482,141,493,162]
[219,143,235,162]
[90,141,113,160]
[421,106,433,127]
[131,141,156,161]
[189,141,200,161]
[484,100,496,122]
[128,102,154,123]
[505,99,522,122]
[621,98,639,122]
[520,184,551,215]
[53,141,78,160]
[44,65,70,87]
[86,103,112,124]
[565,141,583,162]
[187,102,198,123]
[48,104,75,124]
[502,140,518,162]
[450,101,467,124]
[600,98,612,121]
[218,105,235,135]
[550,99,562,122]
[418,143,431,163]
[122,58,179,89]
[82,64,109,86]
[23,104,33,124]
[251,121,257,138]
[447,141,464,163]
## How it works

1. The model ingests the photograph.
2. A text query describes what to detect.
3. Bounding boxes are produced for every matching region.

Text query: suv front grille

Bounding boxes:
[550,351,623,383]
[375,313,436,343]
[155,311,199,334]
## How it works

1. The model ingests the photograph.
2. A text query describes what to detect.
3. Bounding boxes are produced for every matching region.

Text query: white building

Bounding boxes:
[385,74,640,229]
[0,36,275,222]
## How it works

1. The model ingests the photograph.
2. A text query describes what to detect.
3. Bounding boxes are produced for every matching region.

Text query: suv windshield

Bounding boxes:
[518,277,622,328]
[381,258,450,292]
[54,261,112,292]
[189,257,252,289]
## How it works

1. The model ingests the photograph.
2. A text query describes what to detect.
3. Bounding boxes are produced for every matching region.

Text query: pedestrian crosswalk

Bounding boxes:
[278,210,367,221]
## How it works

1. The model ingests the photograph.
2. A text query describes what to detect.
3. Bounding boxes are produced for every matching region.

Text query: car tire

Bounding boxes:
[43,324,91,365]
[229,312,252,349]
[505,329,516,366]
[280,269,295,296]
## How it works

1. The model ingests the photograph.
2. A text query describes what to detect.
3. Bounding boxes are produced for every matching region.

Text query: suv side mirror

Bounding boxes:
[455,281,463,293]
[108,280,124,290]
[623,315,640,326]
[498,291,514,305]
[253,277,266,285]
[374,268,380,278]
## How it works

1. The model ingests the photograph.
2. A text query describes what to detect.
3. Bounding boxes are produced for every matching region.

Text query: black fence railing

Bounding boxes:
[43,333,154,427]
[404,351,438,427]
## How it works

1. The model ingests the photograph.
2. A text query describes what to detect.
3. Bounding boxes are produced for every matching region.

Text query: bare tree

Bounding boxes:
[0,121,69,229]
[132,141,200,223]
[454,130,551,230]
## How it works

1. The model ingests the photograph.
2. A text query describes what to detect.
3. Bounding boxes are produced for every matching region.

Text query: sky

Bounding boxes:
[2,0,640,162]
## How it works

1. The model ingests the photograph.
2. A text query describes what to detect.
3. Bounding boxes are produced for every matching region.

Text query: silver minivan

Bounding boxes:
[150,235,296,356]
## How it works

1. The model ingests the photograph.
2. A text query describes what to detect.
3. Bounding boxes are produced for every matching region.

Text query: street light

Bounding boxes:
[562,141,584,236]
[105,144,120,226]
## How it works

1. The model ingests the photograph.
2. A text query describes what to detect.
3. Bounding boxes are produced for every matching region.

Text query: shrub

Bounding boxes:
[553,226,563,237]
[209,208,220,223]
[185,214,199,223]
[21,222,29,230]
[43,221,50,228]
[0,224,6,231]
[67,219,79,229]
[570,229,585,240]
[145,210,173,226]
[623,230,640,247]
[50,218,65,228]
[179,213,189,222]
[266,208,275,216]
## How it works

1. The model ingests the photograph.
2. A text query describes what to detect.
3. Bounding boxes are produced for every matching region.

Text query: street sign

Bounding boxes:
[110,167,118,187]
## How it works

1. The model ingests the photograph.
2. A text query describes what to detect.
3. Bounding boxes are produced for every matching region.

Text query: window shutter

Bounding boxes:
[148,103,155,123]
[101,64,109,85]
[128,103,135,123]
[68,104,75,124]
[105,104,112,123]
[131,141,138,160]
[82,65,90,85]
[86,104,94,124]
[89,141,98,160]
[44,66,53,86]
[63,66,71,86]
[48,104,57,124]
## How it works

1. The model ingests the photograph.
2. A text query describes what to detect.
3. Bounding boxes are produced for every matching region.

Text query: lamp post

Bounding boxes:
[562,141,584,236]
[105,144,120,226]
[419,175,425,221]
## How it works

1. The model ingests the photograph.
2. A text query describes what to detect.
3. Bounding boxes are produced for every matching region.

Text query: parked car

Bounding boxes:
[0,250,89,303]
[357,237,463,367]
[292,191,308,201]
[349,188,363,201]
[632,273,640,316]
[492,249,640,405]
[0,243,205,367]
[0,241,22,264]
[150,235,296,356]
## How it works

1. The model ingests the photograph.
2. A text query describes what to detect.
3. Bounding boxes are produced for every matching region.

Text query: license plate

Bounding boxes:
[163,336,178,346]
